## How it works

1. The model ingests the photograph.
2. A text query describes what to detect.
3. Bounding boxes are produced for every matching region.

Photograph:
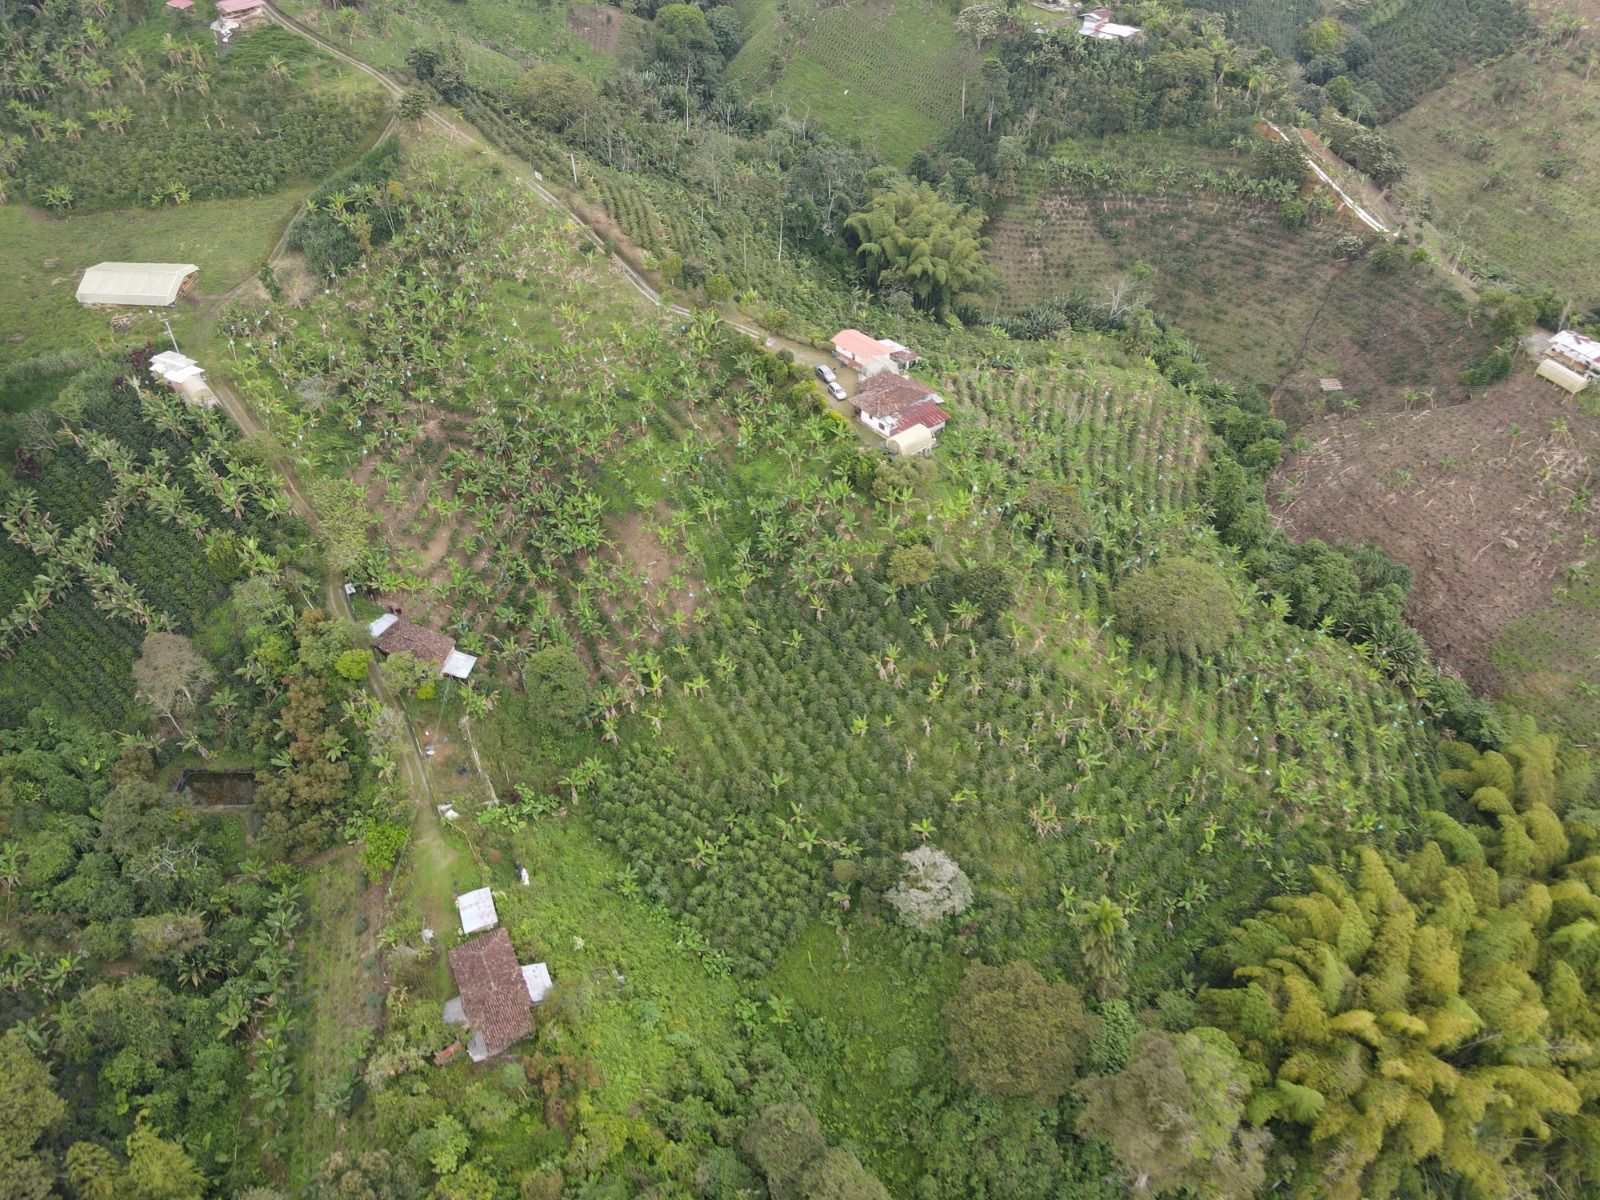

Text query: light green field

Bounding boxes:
[273,0,636,90]
[729,0,973,167]
[0,193,304,370]
[1388,49,1600,305]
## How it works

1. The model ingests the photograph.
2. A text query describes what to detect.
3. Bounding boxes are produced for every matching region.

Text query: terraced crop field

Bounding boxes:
[989,176,1489,414]
[729,0,974,167]
[1388,49,1600,307]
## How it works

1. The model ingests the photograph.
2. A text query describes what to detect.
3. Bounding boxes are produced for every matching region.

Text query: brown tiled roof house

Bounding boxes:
[852,373,938,419]
[376,620,456,665]
[446,928,533,1060]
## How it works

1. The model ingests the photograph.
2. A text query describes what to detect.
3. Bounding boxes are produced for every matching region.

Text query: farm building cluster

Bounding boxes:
[368,613,478,680]
[439,888,552,1062]
[1029,2,1141,39]
[826,329,948,455]
[1537,330,1600,395]
[148,351,220,408]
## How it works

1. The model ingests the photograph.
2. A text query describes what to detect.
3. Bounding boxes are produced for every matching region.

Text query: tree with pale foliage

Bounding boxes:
[885,845,972,929]
[1077,1027,1270,1199]
[132,632,214,737]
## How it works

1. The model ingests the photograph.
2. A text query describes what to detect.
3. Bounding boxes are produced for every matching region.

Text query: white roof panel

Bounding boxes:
[368,613,399,639]
[887,424,936,456]
[76,262,198,307]
[521,962,553,1004]
[442,650,477,679]
[1550,329,1600,366]
[456,887,498,935]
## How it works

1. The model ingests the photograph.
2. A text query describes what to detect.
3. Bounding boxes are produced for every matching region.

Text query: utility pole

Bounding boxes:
[569,152,578,187]
[160,316,180,352]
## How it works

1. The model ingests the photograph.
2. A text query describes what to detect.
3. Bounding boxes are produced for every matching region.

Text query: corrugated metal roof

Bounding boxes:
[76,262,198,307]
[521,962,553,1004]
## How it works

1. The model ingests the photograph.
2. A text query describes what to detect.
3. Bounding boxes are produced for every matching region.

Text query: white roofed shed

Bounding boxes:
[368,613,400,640]
[456,887,499,935]
[1537,357,1589,395]
[442,649,477,680]
[76,262,198,307]
[521,962,553,1004]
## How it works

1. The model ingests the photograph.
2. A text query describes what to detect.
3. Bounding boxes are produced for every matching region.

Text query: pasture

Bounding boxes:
[728,0,974,167]
[0,194,302,372]
[272,0,633,89]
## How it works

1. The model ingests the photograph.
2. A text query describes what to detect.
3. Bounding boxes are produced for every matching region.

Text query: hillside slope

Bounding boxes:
[728,0,973,167]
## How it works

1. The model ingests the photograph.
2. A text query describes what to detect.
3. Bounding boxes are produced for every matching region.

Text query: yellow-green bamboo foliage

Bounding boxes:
[1203,718,1599,1200]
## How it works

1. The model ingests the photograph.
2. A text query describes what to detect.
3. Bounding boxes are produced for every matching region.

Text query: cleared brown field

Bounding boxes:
[1270,365,1600,734]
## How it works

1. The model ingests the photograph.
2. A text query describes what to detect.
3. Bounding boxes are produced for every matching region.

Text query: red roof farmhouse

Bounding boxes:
[830,329,899,377]
[441,927,556,1061]
[444,929,533,1061]
[851,373,950,453]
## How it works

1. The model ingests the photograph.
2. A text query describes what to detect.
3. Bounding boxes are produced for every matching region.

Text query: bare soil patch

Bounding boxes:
[567,4,628,54]
[608,502,699,624]
[1270,368,1599,690]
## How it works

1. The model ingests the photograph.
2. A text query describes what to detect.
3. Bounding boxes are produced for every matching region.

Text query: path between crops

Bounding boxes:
[1263,119,1391,237]
[205,371,457,896]
[260,1,788,344]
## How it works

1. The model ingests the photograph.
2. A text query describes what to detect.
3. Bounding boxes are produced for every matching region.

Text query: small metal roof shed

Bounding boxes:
[442,649,477,680]
[1536,357,1589,395]
[521,962,553,1004]
[76,262,198,307]
[368,613,399,640]
[456,887,499,935]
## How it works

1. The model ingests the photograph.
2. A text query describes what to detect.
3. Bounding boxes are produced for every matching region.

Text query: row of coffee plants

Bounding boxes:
[0,356,304,726]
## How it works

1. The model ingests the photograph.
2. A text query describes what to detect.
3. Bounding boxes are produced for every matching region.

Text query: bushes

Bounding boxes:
[287,136,405,280]
[1319,112,1404,187]
[1112,557,1240,661]
[945,961,1099,1105]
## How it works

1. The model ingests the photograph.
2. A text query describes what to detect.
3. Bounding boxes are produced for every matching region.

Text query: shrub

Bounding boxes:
[361,822,409,879]
[1113,557,1239,660]
[945,960,1100,1105]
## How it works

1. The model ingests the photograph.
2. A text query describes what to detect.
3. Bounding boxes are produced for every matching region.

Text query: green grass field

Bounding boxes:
[273,0,635,90]
[1388,49,1600,305]
[728,0,973,167]
[0,193,310,370]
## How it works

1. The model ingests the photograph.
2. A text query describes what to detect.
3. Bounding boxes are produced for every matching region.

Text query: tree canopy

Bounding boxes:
[1112,557,1239,660]
[945,960,1099,1105]
[845,182,995,316]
